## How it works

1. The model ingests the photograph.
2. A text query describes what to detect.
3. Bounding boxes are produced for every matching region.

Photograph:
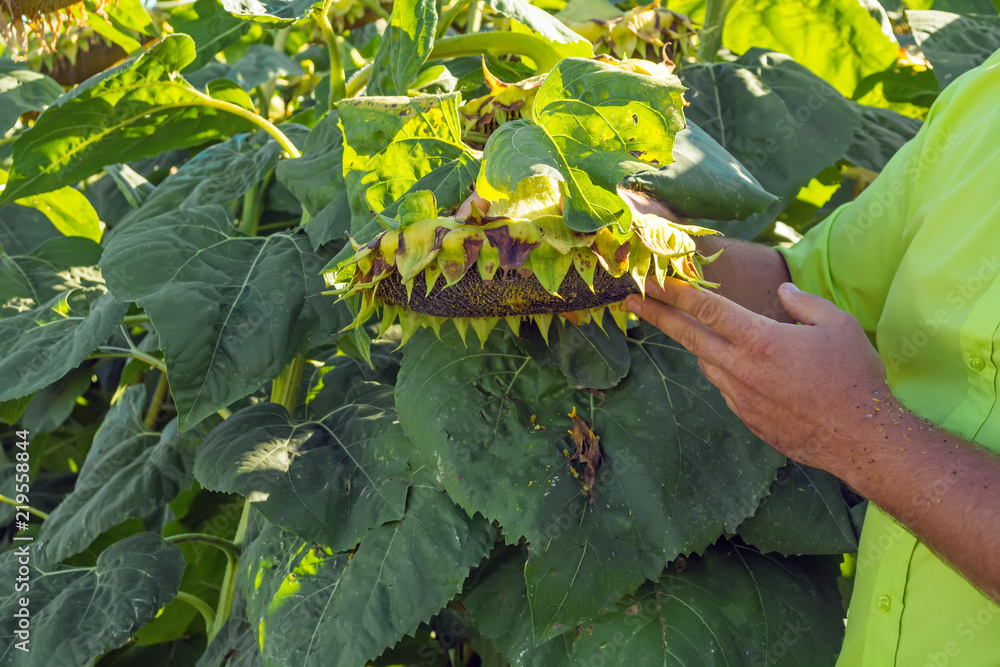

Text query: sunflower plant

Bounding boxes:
[0,0,964,663]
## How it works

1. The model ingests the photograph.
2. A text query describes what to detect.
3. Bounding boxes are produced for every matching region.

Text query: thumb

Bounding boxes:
[778,283,842,326]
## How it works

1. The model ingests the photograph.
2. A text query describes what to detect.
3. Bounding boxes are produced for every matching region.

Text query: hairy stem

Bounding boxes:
[122,314,150,326]
[437,0,470,37]
[430,32,563,72]
[192,93,301,159]
[175,591,217,633]
[91,349,166,373]
[697,0,731,61]
[165,533,242,561]
[143,372,170,430]
[314,2,347,107]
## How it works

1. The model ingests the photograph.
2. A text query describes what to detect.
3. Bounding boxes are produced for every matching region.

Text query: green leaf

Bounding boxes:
[467,543,845,666]
[100,205,347,429]
[0,205,61,255]
[486,0,590,47]
[479,57,685,232]
[275,111,343,216]
[339,94,480,233]
[368,0,438,96]
[104,164,156,209]
[194,382,412,550]
[113,130,287,233]
[0,236,104,316]
[0,34,257,204]
[38,386,200,562]
[853,64,940,112]
[909,10,1000,88]
[680,50,860,238]
[724,0,898,98]
[0,66,63,136]
[843,104,922,173]
[8,185,103,244]
[737,462,858,556]
[0,533,185,667]
[170,0,252,72]
[0,237,126,402]
[513,314,630,390]
[18,367,92,433]
[220,0,318,25]
[242,483,496,666]
[396,325,784,639]
[621,122,778,221]
[226,44,305,91]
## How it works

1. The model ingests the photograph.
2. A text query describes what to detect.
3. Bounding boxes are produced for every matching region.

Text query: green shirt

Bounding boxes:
[778,49,1000,666]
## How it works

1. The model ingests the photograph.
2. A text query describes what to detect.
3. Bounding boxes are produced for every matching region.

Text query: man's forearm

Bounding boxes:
[822,396,1000,602]
[696,236,795,323]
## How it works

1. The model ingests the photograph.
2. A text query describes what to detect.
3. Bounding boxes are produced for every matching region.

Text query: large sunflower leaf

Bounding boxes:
[38,386,200,562]
[909,10,1000,88]
[621,122,778,221]
[0,533,185,667]
[680,49,860,238]
[0,233,126,402]
[100,205,346,429]
[396,324,783,640]
[466,543,844,666]
[724,0,898,98]
[0,66,64,136]
[0,205,61,255]
[113,130,291,234]
[0,34,256,204]
[241,482,496,666]
[842,104,921,173]
[367,0,438,96]
[478,57,685,232]
[736,461,858,556]
[339,94,480,233]
[195,382,412,550]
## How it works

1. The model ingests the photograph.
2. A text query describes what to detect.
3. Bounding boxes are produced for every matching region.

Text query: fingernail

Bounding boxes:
[624,294,640,314]
[780,282,800,294]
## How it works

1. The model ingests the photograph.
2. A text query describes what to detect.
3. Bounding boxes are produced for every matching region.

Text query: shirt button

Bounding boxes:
[878,595,892,611]
[969,356,985,371]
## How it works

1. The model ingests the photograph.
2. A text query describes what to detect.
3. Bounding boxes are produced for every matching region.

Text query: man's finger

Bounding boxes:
[624,294,731,364]
[644,277,760,343]
[776,282,846,326]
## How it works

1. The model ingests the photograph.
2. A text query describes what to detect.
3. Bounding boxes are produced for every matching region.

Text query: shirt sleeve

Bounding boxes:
[776,124,930,335]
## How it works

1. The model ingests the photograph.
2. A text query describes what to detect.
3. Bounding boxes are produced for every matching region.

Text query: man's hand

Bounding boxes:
[624,278,888,470]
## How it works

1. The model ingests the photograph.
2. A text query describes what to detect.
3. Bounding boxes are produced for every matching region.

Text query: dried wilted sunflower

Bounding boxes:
[0,0,110,55]
[328,178,720,347]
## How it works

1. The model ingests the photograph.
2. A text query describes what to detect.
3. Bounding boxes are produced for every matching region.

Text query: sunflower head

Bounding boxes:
[0,0,111,56]
[327,178,720,347]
